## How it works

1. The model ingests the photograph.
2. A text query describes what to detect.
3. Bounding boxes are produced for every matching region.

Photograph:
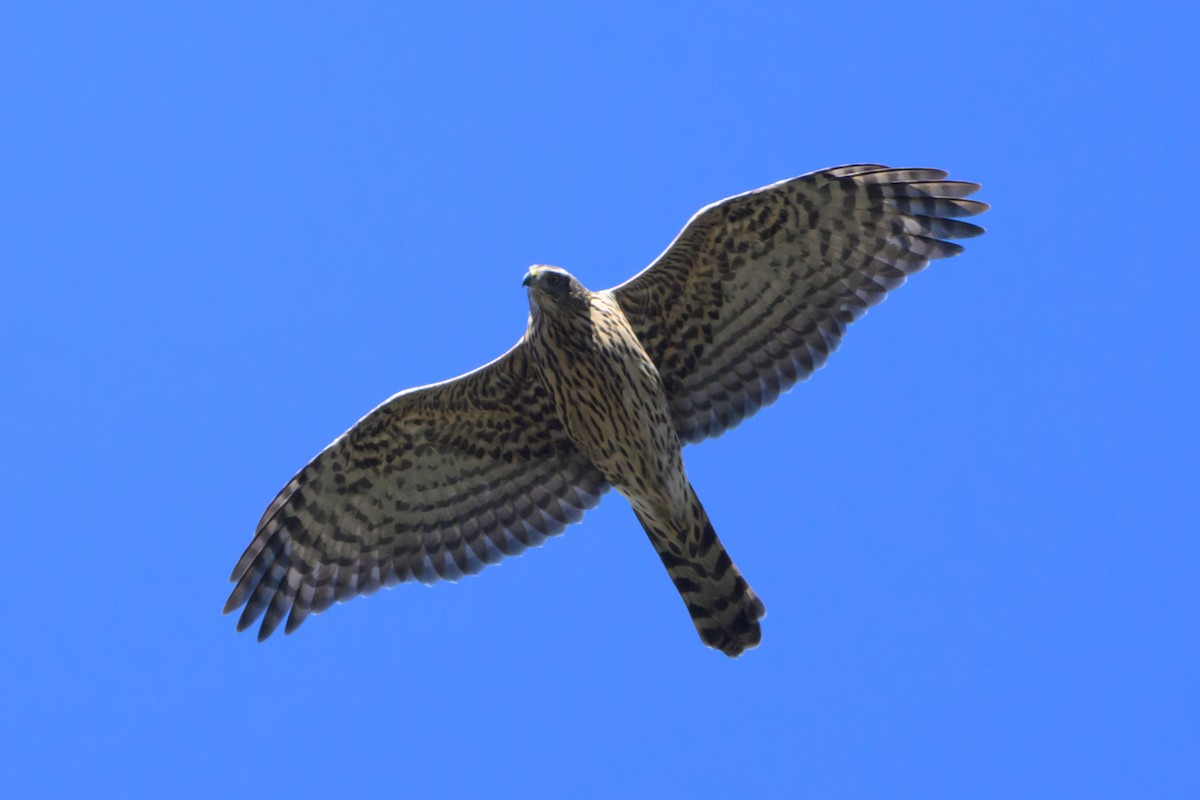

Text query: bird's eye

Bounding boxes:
[547,273,565,288]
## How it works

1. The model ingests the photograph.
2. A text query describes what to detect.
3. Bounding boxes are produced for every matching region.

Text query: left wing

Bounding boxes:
[608,164,987,444]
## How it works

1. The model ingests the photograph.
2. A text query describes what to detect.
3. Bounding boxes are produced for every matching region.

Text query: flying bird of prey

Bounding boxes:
[225,164,987,656]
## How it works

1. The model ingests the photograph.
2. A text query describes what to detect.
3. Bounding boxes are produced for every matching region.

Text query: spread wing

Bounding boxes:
[608,164,988,444]
[224,342,610,640]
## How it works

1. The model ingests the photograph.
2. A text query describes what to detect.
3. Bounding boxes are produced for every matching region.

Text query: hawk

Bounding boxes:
[225,164,987,656]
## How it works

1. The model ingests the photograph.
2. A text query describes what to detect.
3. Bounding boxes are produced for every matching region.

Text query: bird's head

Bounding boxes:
[523,265,588,317]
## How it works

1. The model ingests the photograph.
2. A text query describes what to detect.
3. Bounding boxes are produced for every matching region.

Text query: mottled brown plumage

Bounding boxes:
[225,164,987,655]
[523,270,764,653]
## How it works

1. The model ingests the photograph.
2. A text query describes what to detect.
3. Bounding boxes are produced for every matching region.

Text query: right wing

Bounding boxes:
[223,341,610,640]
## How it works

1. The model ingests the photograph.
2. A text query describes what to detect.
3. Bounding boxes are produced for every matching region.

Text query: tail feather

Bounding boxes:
[635,491,765,657]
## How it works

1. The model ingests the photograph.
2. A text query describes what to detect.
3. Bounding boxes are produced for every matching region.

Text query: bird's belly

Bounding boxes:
[549,341,682,498]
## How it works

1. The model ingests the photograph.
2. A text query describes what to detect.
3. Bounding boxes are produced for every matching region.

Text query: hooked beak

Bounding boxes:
[522,267,539,288]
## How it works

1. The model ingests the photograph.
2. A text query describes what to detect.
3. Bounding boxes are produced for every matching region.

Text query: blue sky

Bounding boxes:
[3,3,1197,797]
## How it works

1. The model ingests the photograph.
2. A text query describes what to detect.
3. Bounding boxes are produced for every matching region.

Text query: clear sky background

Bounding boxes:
[3,3,1197,798]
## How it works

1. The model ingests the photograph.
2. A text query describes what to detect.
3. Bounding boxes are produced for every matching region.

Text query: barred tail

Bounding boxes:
[634,492,765,657]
